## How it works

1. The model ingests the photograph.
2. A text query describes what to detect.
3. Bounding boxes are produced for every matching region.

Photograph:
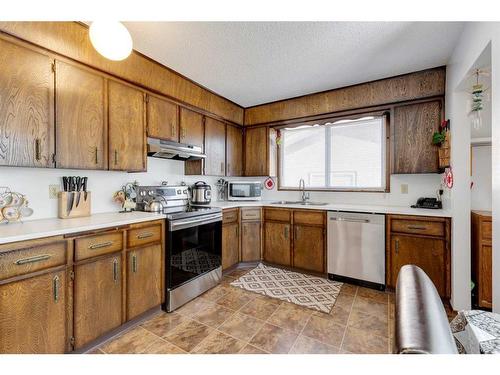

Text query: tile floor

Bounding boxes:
[91,267,399,354]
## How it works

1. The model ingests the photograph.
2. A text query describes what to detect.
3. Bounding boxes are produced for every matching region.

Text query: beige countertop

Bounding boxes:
[0,211,166,245]
[206,200,452,217]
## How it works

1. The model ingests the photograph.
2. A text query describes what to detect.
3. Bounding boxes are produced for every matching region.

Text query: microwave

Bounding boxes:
[227,181,262,201]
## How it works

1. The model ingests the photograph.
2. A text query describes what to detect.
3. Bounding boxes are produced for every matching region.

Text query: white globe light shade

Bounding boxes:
[89,21,133,61]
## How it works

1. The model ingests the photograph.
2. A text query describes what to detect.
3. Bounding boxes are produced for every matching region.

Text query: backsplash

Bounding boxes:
[0,158,447,221]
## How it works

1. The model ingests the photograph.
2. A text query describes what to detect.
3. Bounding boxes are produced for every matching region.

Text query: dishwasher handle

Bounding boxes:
[329,217,370,224]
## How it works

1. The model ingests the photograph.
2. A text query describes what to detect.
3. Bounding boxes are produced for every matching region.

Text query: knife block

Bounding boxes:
[58,191,91,219]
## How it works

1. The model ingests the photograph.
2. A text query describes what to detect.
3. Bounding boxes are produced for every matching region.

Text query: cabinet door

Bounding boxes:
[479,244,492,308]
[244,126,268,176]
[126,244,162,320]
[0,270,67,353]
[390,235,446,296]
[222,223,239,270]
[264,222,291,267]
[226,125,243,176]
[146,95,179,141]
[108,80,146,172]
[74,255,122,349]
[204,117,226,176]
[241,221,261,262]
[393,100,441,174]
[0,39,54,168]
[293,225,324,273]
[179,107,203,147]
[55,61,106,169]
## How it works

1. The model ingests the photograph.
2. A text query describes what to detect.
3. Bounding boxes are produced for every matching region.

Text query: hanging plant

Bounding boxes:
[432,119,449,146]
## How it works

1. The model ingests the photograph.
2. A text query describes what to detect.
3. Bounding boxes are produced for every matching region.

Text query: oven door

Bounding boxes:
[166,214,222,291]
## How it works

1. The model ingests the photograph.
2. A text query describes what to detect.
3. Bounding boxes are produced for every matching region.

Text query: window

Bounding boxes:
[279,115,387,191]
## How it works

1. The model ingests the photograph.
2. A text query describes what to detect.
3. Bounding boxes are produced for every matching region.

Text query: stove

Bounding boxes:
[135,185,222,312]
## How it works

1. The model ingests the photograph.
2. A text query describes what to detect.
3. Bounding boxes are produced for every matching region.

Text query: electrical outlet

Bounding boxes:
[49,185,59,199]
[400,184,409,194]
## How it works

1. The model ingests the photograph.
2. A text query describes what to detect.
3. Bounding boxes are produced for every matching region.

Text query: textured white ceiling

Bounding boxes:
[123,22,465,107]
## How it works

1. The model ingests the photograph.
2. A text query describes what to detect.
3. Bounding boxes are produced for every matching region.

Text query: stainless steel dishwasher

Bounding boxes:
[327,211,385,289]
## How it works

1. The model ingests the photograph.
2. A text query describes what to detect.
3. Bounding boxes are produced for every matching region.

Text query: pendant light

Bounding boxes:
[89,21,133,61]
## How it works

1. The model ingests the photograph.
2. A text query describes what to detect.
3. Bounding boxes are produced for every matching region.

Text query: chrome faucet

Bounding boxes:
[299,178,310,203]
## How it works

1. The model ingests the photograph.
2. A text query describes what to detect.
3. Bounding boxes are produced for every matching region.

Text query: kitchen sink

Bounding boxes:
[270,200,328,206]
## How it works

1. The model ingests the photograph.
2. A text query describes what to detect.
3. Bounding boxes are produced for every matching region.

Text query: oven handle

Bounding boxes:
[169,213,222,231]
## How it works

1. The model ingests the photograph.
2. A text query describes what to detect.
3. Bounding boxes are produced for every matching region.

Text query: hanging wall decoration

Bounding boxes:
[468,69,490,130]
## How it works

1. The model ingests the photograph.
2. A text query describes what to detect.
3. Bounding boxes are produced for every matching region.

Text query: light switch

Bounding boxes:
[400,184,408,194]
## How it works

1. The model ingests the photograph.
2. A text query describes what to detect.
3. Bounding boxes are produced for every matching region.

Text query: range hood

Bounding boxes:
[147,137,206,160]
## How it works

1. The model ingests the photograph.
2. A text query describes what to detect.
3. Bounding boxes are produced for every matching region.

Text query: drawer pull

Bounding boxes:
[53,275,60,302]
[407,225,427,230]
[395,239,399,254]
[113,258,119,282]
[35,138,41,161]
[132,253,138,273]
[14,254,51,265]
[89,241,113,250]
[137,232,154,239]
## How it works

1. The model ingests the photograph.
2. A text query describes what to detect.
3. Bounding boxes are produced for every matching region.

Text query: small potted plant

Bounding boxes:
[433,120,450,169]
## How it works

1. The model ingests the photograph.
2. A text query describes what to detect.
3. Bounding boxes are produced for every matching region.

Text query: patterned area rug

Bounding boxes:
[230,263,343,313]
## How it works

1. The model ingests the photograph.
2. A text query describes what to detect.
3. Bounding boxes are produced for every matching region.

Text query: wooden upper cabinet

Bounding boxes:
[146,94,179,142]
[0,270,68,354]
[0,39,54,168]
[226,125,243,176]
[55,61,106,170]
[393,100,442,174]
[126,244,162,320]
[108,80,146,172]
[179,107,204,147]
[204,117,226,176]
[74,254,123,349]
[244,126,276,176]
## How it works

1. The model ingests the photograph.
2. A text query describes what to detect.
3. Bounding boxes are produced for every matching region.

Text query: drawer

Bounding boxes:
[127,224,162,248]
[481,220,492,240]
[75,231,123,261]
[223,208,239,224]
[241,208,261,221]
[0,241,67,280]
[391,219,445,237]
[293,210,325,226]
[264,208,291,222]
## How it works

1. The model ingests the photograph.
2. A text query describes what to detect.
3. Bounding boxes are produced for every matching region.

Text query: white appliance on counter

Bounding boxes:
[327,211,385,289]
[226,181,262,201]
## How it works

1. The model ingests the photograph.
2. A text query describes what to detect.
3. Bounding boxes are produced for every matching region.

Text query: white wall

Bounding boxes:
[471,145,492,211]
[446,22,500,312]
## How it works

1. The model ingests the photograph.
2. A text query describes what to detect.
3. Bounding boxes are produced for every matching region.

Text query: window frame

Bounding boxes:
[276,111,390,193]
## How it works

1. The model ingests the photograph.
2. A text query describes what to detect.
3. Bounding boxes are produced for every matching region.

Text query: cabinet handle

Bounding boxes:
[35,138,41,161]
[137,232,154,239]
[14,254,51,265]
[295,226,299,240]
[53,275,60,302]
[172,124,176,137]
[407,225,427,230]
[114,149,118,166]
[94,147,99,165]
[113,258,119,282]
[227,163,231,173]
[89,241,113,250]
[236,226,239,237]
[395,239,399,254]
[132,253,138,273]
[284,226,289,239]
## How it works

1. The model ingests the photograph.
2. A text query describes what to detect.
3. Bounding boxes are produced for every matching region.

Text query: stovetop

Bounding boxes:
[162,205,222,221]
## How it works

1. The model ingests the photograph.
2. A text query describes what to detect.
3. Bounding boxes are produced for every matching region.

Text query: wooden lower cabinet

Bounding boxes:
[222,222,240,270]
[293,225,324,273]
[126,244,162,320]
[386,215,450,299]
[264,221,291,267]
[74,254,123,349]
[241,221,261,262]
[0,269,68,353]
[472,210,492,308]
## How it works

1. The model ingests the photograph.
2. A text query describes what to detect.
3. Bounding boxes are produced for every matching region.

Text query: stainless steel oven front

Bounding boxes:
[227,181,262,201]
[164,213,222,312]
